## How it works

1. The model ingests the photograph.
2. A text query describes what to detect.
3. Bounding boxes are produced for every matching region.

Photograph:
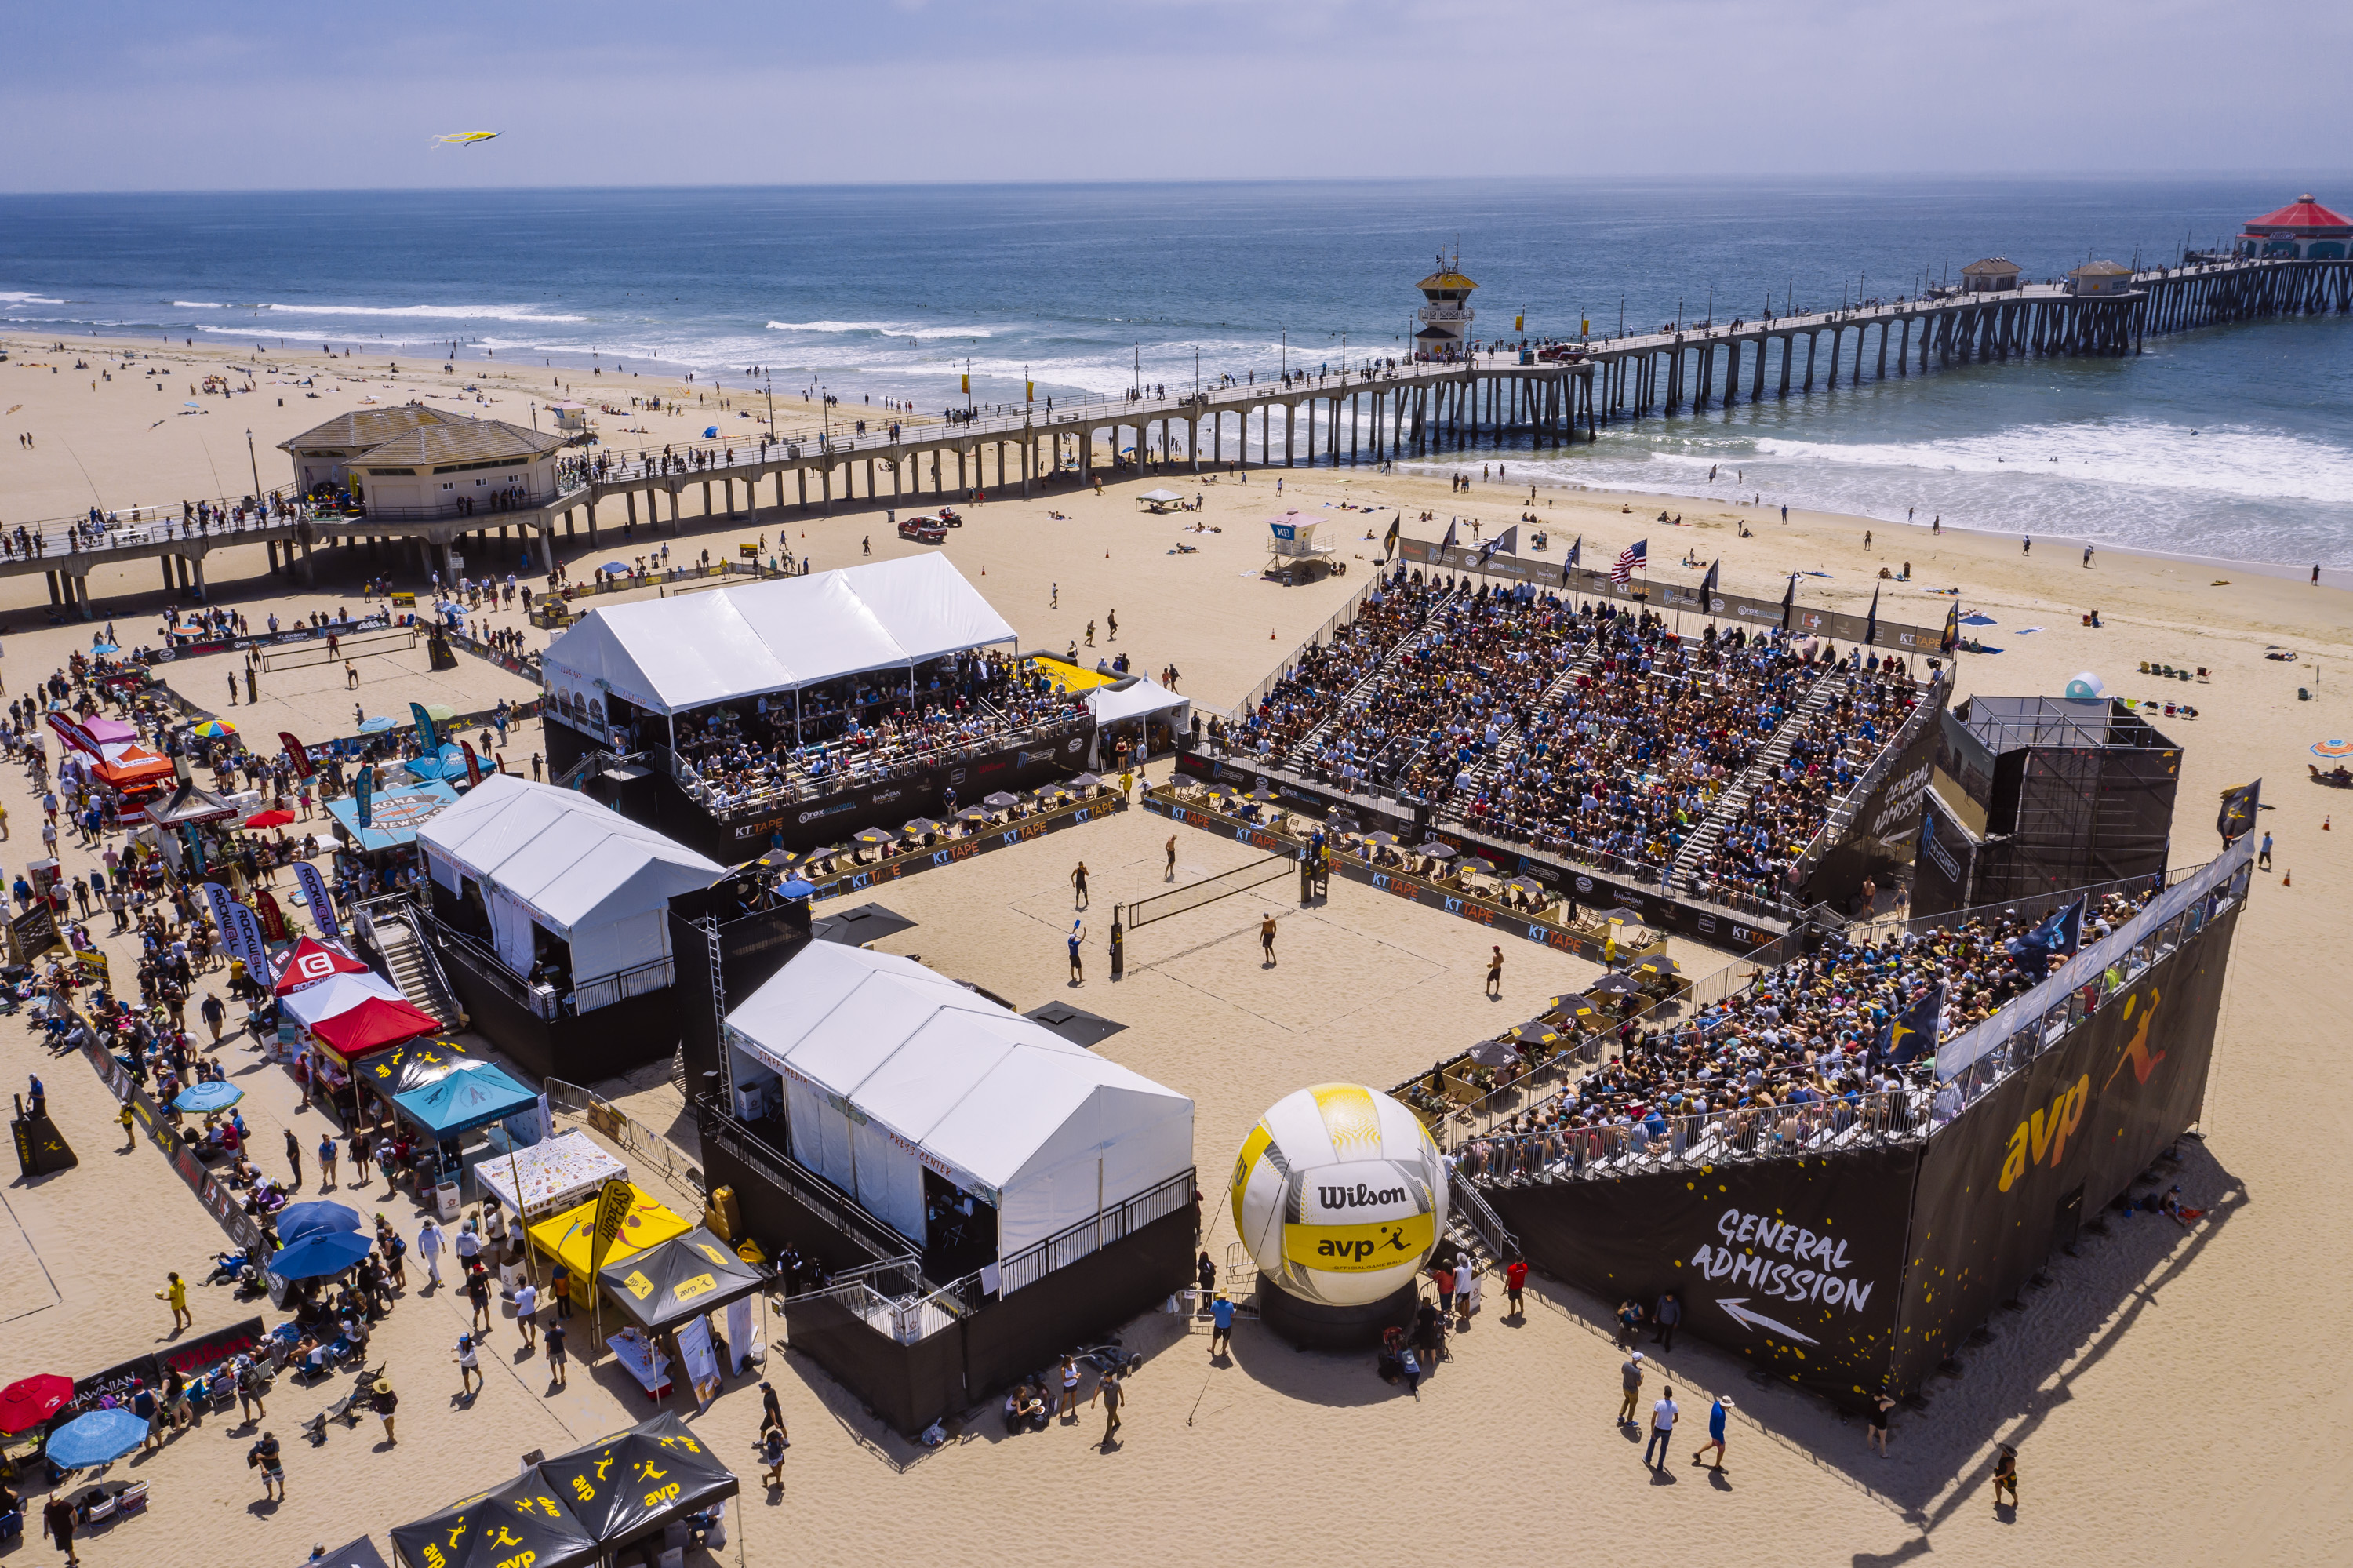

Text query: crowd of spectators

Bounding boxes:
[1226,569,1451,765]
[1456,883,2159,1183]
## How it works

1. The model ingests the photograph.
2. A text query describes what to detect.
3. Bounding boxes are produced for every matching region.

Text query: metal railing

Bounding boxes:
[1446,1166,1520,1261]
[1225,574,1381,722]
[1467,1087,1932,1188]
[998,1169,1197,1297]
[543,1077,704,1202]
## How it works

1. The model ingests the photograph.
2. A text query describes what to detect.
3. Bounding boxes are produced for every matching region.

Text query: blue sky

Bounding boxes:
[6,0,2347,191]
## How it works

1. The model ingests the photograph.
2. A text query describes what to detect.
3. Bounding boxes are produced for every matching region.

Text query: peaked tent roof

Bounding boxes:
[2246,195,2351,231]
[414,773,722,935]
[726,943,1193,1207]
[147,780,238,827]
[391,1060,539,1138]
[597,1226,766,1330]
[389,1471,600,1568]
[282,968,406,1027]
[272,937,374,995]
[310,995,444,1060]
[539,554,1018,715]
[536,1413,740,1547]
[1088,675,1188,726]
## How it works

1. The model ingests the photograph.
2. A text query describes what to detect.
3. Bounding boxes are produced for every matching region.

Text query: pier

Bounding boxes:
[15,254,2351,616]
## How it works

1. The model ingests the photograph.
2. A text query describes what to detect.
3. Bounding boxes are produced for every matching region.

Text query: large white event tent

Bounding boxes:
[416,773,723,997]
[1085,676,1189,764]
[723,943,1194,1257]
[539,555,1019,733]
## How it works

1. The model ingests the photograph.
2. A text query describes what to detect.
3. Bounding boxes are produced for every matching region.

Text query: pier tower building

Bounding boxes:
[2236,195,2351,260]
[1413,253,1476,361]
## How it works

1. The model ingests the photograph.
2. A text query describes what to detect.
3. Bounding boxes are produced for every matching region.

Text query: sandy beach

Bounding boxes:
[1,326,2349,1566]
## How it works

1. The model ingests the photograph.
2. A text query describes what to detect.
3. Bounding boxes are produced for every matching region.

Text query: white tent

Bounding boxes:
[1087,677,1189,766]
[539,554,1017,718]
[723,944,1193,1256]
[416,774,722,985]
[280,968,406,1028]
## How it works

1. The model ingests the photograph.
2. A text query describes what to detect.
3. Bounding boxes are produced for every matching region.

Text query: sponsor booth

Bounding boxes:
[272,937,444,1118]
[413,774,723,1081]
[48,713,176,826]
[700,941,1198,1435]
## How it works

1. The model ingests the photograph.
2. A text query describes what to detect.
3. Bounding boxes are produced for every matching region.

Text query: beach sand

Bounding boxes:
[1,329,2349,1565]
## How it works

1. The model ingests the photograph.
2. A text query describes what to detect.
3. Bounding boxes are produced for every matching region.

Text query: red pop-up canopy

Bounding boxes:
[309,995,442,1060]
[273,937,373,996]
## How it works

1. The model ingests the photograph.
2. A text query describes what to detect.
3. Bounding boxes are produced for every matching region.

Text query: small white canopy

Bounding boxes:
[281,969,406,1028]
[1087,676,1188,729]
[540,554,1017,717]
[724,944,1194,1255]
[416,774,722,981]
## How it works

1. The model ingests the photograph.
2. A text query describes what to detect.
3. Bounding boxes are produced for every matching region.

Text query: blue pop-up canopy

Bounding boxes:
[391,1061,539,1140]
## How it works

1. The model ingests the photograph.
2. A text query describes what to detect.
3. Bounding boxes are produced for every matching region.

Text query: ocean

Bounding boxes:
[4,177,2349,567]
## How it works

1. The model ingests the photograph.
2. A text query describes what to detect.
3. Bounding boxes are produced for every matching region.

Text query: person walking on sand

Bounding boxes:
[1504,1256,1527,1320]
[1067,920,1085,984]
[1868,1387,1895,1457]
[371,1378,398,1446]
[1485,945,1503,998]
[2259,831,2273,871]
[1165,835,1178,882]
[250,1430,284,1501]
[1992,1442,2020,1510]
[1617,1351,1646,1426]
[416,1217,443,1288]
[160,1271,192,1332]
[760,1424,787,1487]
[1652,1290,1681,1352]
[1071,860,1089,908]
[513,1278,539,1349]
[1692,1395,1732,1469]
[454,1333,482,1399]
[544,1318,569,1388]
[118,1100,136,1151]
[1092,1369,1125,1446]
[1260,913,1277,965]
[1209,1292,1235,1356]
[285,1127,302,1188]
[1645,1387,1679,1470]
[318,1133,337,1189]
[44,1490,78,1566]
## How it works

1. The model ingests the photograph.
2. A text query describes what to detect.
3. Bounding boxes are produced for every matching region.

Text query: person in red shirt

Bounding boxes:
[1504,1257,1529,1321]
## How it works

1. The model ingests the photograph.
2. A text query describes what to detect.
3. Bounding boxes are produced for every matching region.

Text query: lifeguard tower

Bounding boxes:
[1414,250,1477,362]
[1264,510,1340,584]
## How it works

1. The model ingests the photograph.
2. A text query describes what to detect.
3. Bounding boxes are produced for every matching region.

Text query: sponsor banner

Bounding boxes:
[721,725,1096,849]
[783,795,1122,906]
[295,860,341,939]
[1489,1141,1918,1410]
[1893,904,2238,1390]
[1797,712,1947,913]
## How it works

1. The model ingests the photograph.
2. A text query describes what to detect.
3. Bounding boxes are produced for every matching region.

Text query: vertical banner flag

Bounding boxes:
[675,1315,724,1410]
[277,731,315,780]
[1780,572,1799,632]
[1864,584,1881,648]
[1940,598,1961,653]
[2215,779,2261,845]
[409,703,441,751]
[1609,538,1646,587]
[1700,558,1721,603]
[227,902,270,977]
[355,763,375,829]
[461,740,483,789]
[960,373,970,395]
[253,889,289,944]
[294,860,341,940]
[587,1177,635,1279]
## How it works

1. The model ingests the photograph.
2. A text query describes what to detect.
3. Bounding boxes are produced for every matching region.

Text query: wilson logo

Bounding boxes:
[1316,1182,1407,1210]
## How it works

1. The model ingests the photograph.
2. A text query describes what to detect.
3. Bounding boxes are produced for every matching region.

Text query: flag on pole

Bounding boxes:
[278,731,315,780]
[2216,779,2261,845]
[294,860,340,940]
[961,373,970,394]
[1440,518,1458,552]
[1489,524,1519,558]
[1940,598,1961,653]
[355,763,375,829]
[1780,572,1798,631]
[1566,534,1581,567]
[1025,379,1034,402]
[461,740,483,789]
[1879,984,1944,1066]
[1864,583,1881,647]
[1699,558,1720,602]
[1609,539,1646,586]
[1382,515,1401,556]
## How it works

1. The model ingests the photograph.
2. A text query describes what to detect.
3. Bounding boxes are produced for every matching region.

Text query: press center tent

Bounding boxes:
[539,553,1018,717]
[416,773,722,983]
[1086,675,1190,732]
[725,943,1195,1256]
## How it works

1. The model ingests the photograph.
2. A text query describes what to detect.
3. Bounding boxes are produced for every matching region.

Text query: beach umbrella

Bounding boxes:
[267,1228,375,1282]
[1070,773,1102,788]
[901,818,940,836]
[420,703,457,722]
[1632,953,1685,977]
[275,1200,362,1244]
[1366,831,1399,847]
[1591,905,1641,925]
[703,426,719,438]
[983,791,1020,809]
[2313,738,2353,759]
[243,809,296,828]
[1505,1020,1560,1045]
[357,715,395,734]
[91,643,118,655]
[172,1080,244,1113]
[853,827,896,846]
[598,560,631,574]
[1590,973,1641,995]
[1467,1040,1520,1067]
[194,719,238,738]
[1505,876,1546,894]
[956,806,989,822]
[1416,842,1457,860]
[45,1409,147,1470]
[0,1375,73,1435]
[776,879,816,900]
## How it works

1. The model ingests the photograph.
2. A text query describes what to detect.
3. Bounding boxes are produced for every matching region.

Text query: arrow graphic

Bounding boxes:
[1716,1297,1820,1344]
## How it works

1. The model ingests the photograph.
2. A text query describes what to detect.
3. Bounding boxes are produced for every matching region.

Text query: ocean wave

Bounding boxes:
[242,302,592,323]
[1748,420,2353,508]
[173,300,227,308]
[765,319,996,340]
[0,292,67,305]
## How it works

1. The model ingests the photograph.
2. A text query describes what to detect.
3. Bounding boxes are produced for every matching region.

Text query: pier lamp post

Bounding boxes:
[245,427,261,503]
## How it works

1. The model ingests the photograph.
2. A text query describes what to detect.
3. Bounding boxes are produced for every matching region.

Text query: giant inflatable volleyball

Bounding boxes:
[1231,1083,1446,1308]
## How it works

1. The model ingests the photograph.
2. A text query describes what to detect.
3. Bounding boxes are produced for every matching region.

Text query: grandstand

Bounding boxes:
[1217,562,1945,929]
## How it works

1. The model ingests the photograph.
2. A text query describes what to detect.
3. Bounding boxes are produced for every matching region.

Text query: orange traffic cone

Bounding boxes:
[2282,869,2292,886]
[2326,816,2332,831]
[1270,628,1277,640]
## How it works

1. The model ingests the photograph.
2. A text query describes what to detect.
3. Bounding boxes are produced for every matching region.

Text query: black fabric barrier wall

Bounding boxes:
[430,933,678,1084]
[665,893,815,1110]
[1886,902,2239,1391]
[1488,1144,1921,1410]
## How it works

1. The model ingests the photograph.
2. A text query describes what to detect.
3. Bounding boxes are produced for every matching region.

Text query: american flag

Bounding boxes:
[1610,538,1647,585]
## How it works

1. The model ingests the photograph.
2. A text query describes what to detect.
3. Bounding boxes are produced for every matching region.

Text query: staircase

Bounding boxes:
[1668,666,1849,890]
[368,907,466,1031]
[1446,640,1598,811]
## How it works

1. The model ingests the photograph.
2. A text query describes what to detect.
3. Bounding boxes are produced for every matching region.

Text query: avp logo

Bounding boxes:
[1998,1075,2089,1192]
[2102,988,2166,1090]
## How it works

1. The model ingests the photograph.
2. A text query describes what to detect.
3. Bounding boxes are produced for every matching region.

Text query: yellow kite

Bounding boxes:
[431,131,501,147]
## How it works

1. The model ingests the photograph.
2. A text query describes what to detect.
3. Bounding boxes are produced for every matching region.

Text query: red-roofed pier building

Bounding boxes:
[2235,195,2352,260]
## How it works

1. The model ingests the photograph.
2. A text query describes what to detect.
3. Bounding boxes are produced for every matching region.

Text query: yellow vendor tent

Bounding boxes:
[528,1184,691,1277]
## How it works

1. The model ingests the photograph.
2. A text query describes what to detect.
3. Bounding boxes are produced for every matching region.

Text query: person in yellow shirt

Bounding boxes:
[118,1102,136,1151]
[158,1271,191,1331]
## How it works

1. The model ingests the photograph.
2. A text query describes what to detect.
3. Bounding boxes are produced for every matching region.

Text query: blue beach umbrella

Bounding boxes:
[91,643,118,655]
[173,1080,243,1113]
[598,561,630,575]
[267,1228,375,1282]
[703,426,718,438]
[275,1200,362,1244]
[45,1408,148,1470]
[357,715,395,734]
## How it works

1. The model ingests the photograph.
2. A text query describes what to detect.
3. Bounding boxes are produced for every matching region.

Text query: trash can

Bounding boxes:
[434,1180,463,1221]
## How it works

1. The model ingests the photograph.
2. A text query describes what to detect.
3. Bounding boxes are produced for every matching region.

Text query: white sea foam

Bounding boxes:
[172,300,227,308]
[0,292,67,306]
[766,319,996,340]
[244,302,592,323]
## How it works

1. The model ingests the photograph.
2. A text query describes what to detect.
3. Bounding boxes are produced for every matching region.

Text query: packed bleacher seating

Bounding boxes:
[1681,654,1929,908]
[666,649,1091,813]
[1456,883,2161,1184]
[1227,571,1451,764]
